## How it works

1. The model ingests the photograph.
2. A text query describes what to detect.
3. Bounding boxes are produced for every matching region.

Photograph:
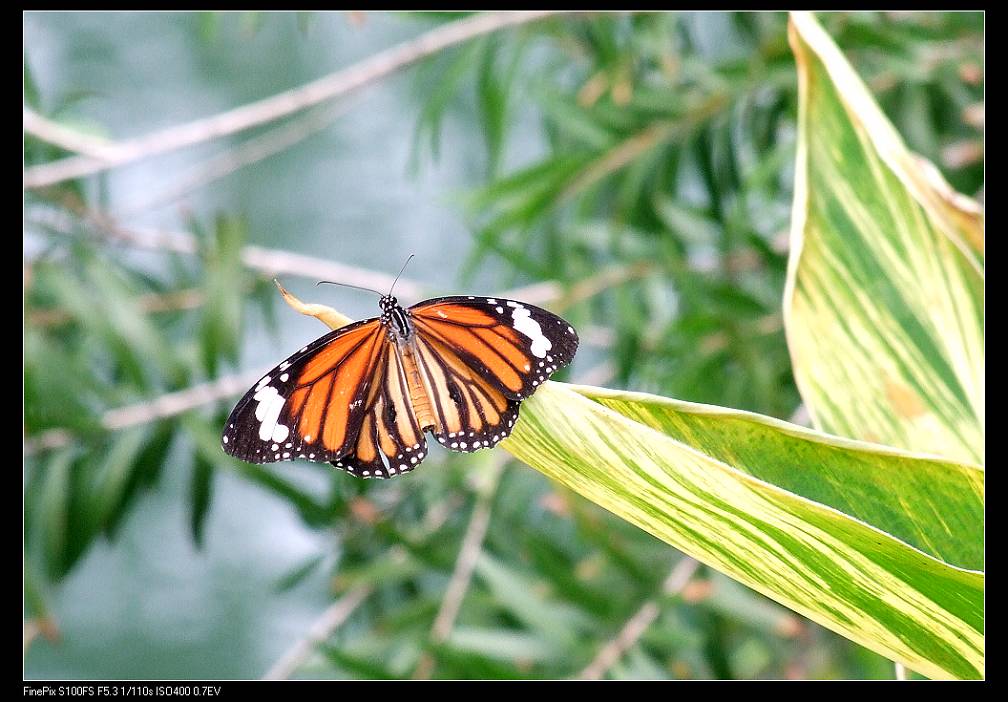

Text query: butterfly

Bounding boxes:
[221,280,578,479]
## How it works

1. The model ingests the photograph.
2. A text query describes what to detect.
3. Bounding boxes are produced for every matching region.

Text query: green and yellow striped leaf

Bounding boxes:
[784,12,985,465]
[503,382,984,680]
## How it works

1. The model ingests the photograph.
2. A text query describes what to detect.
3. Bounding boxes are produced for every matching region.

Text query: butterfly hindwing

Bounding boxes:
[411,330,522,452]
[332,340,428,479]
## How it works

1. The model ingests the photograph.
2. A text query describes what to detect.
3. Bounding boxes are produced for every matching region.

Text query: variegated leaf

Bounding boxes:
[784,12,984,465]
[503,382,983,680]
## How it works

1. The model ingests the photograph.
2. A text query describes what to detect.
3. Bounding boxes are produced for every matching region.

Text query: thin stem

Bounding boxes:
[261,584,373,680]
[577,557,701,680]
[25,204,427,301]
[117,100,358,217]
[23,108,113,157]
[412,458,505,680]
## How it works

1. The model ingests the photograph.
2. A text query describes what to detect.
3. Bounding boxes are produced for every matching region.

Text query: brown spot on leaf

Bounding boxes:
[884,378,926,419]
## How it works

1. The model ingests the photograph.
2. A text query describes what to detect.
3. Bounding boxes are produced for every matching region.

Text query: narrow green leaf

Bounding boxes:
[273,554,325,593]
[502,382,983,679]
[477,39,509,177]
[784,12,984,464]
[86,427,149,537]
[189,453,215,547]
[38,449,75,580]
[447,627,561,665]
[475,553,591,648]
[199,214,246,376]
[319,645,398,680]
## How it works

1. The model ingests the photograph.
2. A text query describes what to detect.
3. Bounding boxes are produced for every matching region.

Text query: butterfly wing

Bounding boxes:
[222,315,429,479]
[407,296,578,451]
[223,294,579,477]
[222,317,387,466]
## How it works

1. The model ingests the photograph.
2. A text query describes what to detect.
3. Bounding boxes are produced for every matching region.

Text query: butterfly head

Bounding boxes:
[380,295,412,339]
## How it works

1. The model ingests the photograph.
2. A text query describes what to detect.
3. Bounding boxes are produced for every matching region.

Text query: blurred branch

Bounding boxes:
[555,261,660,312]
[23,107,113,158]
[262,583,373,680]
[25,204,427,300]
[577,556,700,680]
[23,11,572,188]
[559,93,730,203]
[29,201,640,314]
[118,100,358,216]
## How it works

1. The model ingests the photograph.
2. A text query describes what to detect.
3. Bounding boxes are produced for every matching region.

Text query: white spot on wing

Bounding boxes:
[254,385,286,442]
[510,304,551,358]
[271,423,290,443]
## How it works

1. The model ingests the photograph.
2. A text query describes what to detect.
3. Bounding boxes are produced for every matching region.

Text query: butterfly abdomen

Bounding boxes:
[400,344,437,430]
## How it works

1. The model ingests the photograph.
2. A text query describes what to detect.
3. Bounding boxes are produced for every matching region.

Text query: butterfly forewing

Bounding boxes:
[409,295,579,400]
[221,318,385,464]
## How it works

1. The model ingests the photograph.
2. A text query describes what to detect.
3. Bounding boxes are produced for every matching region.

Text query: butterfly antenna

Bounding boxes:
[315,280,383,296]
[388,254,415,297]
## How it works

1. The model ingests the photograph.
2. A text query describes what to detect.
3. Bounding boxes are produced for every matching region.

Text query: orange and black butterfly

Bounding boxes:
[221,279,578,479]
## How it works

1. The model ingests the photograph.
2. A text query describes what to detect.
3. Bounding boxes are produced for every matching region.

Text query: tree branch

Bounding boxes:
[25,204,427,300]
[23,108,114,158]
[117,100,358,216]
[23,11,569,188]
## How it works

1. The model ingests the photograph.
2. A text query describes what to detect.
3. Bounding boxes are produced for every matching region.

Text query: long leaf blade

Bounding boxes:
[784,12,984,465]
[503,382,983,680]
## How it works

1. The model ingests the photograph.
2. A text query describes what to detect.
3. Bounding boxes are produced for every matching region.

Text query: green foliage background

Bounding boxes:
[23,11,983,680]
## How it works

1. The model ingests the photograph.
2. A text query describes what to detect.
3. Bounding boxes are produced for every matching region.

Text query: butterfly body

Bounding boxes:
[222,294,578,479]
